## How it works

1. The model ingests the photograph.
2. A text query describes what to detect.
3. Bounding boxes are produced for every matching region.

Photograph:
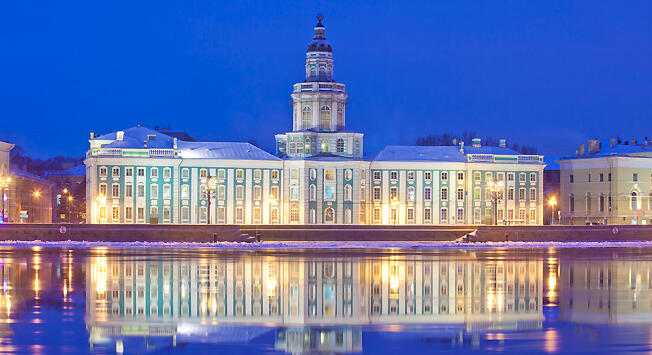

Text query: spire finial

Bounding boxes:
[316,13,324,27]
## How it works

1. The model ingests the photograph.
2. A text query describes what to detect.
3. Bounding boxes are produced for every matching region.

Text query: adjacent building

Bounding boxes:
[559,138,652,225]
[84,16,545,226]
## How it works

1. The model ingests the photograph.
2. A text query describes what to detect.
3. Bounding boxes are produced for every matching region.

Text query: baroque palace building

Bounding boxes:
[84,16,545,225]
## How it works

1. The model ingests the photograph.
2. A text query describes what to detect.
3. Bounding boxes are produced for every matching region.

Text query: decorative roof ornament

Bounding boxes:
[316,13,324,27]
[308,13,331,52]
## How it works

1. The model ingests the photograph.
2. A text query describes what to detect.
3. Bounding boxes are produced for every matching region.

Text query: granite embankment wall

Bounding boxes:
[0,224,651,243]
[469,225,652,242]
[0,224,245,242]
[239,225,475,241]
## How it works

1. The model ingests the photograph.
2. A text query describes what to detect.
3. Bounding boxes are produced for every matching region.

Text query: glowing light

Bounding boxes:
[33,191,40,198]
[267,278,277,297]
[95,257,107,296]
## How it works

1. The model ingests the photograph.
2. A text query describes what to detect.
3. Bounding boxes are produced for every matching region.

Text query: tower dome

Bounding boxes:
[307,14,332,53]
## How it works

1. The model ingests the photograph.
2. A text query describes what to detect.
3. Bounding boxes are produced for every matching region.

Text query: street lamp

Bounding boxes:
[201,175,218,224]
[487,179,504,225]
[268,193,278,224]
[548,196,557,225]
[0,176,12,223]
[62,187,73,223]
[390,196,399,225]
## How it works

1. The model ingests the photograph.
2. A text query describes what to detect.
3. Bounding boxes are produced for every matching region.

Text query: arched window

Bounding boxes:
[321,139,329,152]
[345,208,352,224]
[569,193,574,212]
[320,106,331,130]
[336,138,345,153]
[290,204,299,223]
[302,106,312,130]
[305,137,311,154]
[631,191,638,211]
[324,208,335,223]
[319,66,326,80]
[309,185,316,201]
[288,141,296,154]
[355,139,360,155]
[344,184,352,201]
[309,66,316,80]
[337,107,343,129]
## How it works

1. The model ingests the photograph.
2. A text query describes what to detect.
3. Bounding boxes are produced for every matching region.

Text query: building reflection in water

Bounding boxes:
[85,252,545,353]
[559,259,652,324]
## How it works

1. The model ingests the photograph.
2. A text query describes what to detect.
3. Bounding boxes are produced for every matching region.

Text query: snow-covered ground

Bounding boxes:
[0,240,651,250]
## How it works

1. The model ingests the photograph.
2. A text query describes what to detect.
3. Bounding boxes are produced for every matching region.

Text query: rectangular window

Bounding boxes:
[254,185,262,200]
[235,207,244,223]
[457,208,464,222]
[137,184,145,198]
[508,173,514,181]
[424,208,431,222]
[519,188,525,201]
[373,171,381,180]
[498,172,504,181]
[126,167,133,177]
[570,174,574,183]
[181,185,189,199]
[253,207,261,223]
[112,184,120,198]
[373,187,381,201]
[407,171,415,181]
[474,208,481,223]
[324,185,336,201]
[200,169,207,178]
[324,169,335,181]
[424,171,432,181]
[151,168,158,178]
[633,173,638,182]
[599,173,604,182]
[530,173,536,182]
[390,171,398,180]
[441,188,448,200]
[290,186,299,201]
[507,209,514,220]
[99,167,107,178]
[235,185,244,200]
[137,168,145,176]
[218,185,225,200]
[216,169,225,180]
[236,169,244,180]
[99,183,107,196]
[390,187,398,200]
[181,168,189,179]
[253,169,262,180]
[441,208,448,221]
[163,168,171,179]
[373,207,381,223]
[473,187,481,200]
[112,206,119,220]
[125,207,133,220]
[474,172,481,182]
[508,188,514,200]
[150,206,158,217]
[99,206,106,219]
[529,209,536,222]
[137,207,144,220]
[407,208,414,222]
[519,173,526,182]
[125,184,133,198]
[441,172,448,181]
[271,170,279,180]
[529,188,536,200]
[163,206,171,221]
[519,209,526,221]
[424,187,431,201]
[150,184,158,199]
[486,172,493,181]
[181,206,189,221]
[270,186,279,200]
[199,206,207,222]
[163,184,171,199]
[218,206,226,223]
[457,172,464,181]
[457,188,464,200]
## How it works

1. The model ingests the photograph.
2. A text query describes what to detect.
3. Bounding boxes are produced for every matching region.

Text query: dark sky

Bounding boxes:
[2,1,651,158]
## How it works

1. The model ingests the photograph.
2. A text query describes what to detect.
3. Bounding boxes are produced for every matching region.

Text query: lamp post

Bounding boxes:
[96,193,106,223]
[62,187,73,223]
[201,174,218,225]
[0,177,11,223]
[268,193,278,224]
[390,196,399,225]
[487,179,504,225]
[548,196,557,225]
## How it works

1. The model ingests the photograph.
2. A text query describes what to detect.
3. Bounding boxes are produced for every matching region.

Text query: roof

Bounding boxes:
[95,126,176,149]
[373,146,466,162]
[44,165,86,177]
[560,139,652,160]
[543,156,560,170]
[307,16,332,53]
[177,142,280,161]
[9,168,53,185]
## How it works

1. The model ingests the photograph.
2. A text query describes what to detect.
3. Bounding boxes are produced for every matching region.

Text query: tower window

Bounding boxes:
[320,106,331,130]
[302,106,312,130]
[336,138,345,153]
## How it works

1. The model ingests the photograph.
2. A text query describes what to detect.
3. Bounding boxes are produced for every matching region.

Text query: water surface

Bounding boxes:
[0,243,651,353]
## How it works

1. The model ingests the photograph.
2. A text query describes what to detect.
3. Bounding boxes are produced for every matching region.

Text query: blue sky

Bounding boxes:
[1,0,651,158]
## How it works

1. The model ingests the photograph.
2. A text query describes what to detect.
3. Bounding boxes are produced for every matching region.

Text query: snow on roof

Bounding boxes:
[96,126,176,149]
[373,146,466,162]
[177,142,280,161]
[543,156,559,170]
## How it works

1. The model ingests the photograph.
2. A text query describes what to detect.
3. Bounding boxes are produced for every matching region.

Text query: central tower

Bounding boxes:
[276,15,363,159]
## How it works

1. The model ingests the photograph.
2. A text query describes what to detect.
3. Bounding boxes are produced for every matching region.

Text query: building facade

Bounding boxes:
[84,16,545,226]
[560,139,652,225]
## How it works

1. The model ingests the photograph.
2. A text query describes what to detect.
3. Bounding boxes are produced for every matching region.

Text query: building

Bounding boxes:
[559,138,652,225]
[45,165,86,223]
[0,140,53,224]
[84,16,545,226]
[543,156,560,225]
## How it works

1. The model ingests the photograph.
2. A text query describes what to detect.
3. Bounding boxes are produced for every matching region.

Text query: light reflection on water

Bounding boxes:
[0,246,652,353]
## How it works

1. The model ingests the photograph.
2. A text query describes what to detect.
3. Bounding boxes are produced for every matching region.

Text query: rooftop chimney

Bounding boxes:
[116,131,124,141]
[90,132,95,139]
[452,138,458,146]
[610,138,616,148]
[143,140,147,148]
[579,143,585,155]
[459,141,464,154]
[472,138,481,148]
[499,139,507,148]
[588,139,600,154]
[173,137,178,149]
